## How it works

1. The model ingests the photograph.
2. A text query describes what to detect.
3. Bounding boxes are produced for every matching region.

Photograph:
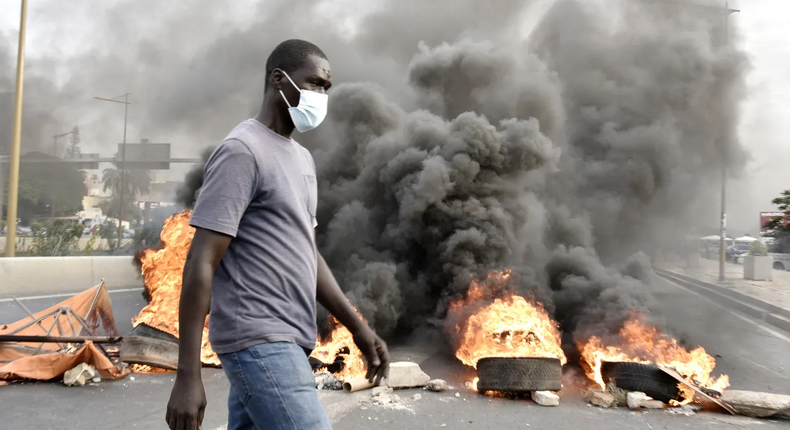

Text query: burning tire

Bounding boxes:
[476,357,563,392]
[601,362,680,403]
[119,324,179,370]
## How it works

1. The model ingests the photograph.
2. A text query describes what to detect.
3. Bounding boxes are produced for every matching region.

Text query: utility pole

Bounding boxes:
[95,93,130,248]
[4,0,29,258]
[719,1,740,282]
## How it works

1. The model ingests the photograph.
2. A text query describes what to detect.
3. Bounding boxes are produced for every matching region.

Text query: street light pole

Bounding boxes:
[52,131,73,158]
[94,93,130,248]
[718,1,739,282]
[4,0,29,258]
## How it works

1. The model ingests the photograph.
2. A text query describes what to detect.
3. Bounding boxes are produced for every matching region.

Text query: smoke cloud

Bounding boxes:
[2,0,749,349]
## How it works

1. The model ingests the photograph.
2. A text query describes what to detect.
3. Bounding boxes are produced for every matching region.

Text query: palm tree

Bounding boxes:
[102,167,152,197]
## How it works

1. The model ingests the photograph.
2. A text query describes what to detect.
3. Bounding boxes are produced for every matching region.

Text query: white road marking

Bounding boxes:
[0,288,143,302]
[659,276,790,344]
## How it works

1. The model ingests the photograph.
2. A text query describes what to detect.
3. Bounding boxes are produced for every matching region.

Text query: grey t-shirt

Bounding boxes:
[189,118,319,354]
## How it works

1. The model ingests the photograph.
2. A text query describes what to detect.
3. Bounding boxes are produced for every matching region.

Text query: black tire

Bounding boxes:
[774,261,785,271]
[130,323,178,343]
[476,357,562,392]
[601,362,679,403]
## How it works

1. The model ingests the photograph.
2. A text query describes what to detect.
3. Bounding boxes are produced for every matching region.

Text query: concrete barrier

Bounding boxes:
[0,256,143,297]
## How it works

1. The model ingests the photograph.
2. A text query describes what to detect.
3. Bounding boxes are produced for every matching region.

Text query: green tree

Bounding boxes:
[26,220,83,256]
[98,194,142,223]
[763,189,790,253]
[101,166,151,197]
[65,126,82,158]
[4,152,87,224]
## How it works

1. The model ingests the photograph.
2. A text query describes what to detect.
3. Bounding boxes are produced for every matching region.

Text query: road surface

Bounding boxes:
[1,276,789,429]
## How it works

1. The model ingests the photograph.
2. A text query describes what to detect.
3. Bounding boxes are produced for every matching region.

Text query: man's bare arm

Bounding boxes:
[176,228,232,375]
[166,227,231,430]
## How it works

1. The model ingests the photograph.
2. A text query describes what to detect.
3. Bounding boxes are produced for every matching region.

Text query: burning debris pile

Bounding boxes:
[126,0,746,413]
[580,316,730,404]
[132,210,220,368]
[130,209,367,376]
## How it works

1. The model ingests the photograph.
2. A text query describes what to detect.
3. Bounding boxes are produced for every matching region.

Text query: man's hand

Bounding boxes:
[166,373,207,430]
[353,326,391,385]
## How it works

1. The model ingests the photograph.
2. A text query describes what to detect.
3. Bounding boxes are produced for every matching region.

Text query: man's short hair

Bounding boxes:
[265,39,327,88]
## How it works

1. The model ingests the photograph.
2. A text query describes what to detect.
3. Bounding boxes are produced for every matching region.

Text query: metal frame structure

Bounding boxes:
[0,280,121,362]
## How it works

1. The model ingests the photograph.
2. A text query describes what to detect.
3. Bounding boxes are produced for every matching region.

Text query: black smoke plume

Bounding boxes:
[5,0,748,349]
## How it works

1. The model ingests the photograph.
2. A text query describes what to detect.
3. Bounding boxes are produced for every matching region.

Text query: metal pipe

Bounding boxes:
[0,335,123,343]
[4,0,29,258]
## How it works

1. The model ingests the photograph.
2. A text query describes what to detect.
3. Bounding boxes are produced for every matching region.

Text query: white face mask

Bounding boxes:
[279,71,328,133]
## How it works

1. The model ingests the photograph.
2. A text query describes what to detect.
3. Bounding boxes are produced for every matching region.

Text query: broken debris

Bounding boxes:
[667,405,700,416]
[426,379,448,392]
[585,389,616,408]
[532,391,559,406]
[315,373,343,390]
[63,363,98,387]
[627,392,648,410]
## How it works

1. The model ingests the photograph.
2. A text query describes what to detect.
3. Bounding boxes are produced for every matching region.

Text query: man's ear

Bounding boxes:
[270,69,285,90]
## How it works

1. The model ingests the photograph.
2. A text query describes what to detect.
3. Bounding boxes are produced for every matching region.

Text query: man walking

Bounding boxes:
[166,39,390,430]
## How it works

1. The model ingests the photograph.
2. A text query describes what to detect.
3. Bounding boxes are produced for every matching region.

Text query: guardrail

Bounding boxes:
[654,267,790,333]
[0,256,142,297]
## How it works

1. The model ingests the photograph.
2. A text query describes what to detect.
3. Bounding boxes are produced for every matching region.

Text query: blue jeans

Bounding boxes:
[219,342,332,430]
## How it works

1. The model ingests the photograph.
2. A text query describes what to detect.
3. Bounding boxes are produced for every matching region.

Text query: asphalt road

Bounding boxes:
[1,276,789,430]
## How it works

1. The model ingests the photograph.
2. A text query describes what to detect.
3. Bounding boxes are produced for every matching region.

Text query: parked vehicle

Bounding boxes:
[1,225,32,235]
[726,244,751,263]
[770,253,790,271]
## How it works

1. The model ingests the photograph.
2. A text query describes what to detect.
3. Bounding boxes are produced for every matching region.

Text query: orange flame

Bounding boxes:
[450,270,567,369]
[310,313,367,381]
[132,209,367,377]
[132,210,220,366]
[580,317,729,403]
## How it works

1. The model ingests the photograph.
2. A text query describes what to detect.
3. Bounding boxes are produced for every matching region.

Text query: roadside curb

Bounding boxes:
[654,267,790,333]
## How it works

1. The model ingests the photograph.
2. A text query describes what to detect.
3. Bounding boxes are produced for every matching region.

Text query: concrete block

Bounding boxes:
[722,390,790,418]
[426,379,448,392]
[627,392,648,409]
[588,391,616,408]
[643,400,665,409]
[533,391,560,406]
[63,363,97,387]
[386,361,430,389]
[744,256,773,281]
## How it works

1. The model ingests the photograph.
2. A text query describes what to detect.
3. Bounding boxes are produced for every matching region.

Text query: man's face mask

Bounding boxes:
[279,71,328,133]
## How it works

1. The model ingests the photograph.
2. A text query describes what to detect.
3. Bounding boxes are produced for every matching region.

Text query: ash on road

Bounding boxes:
[1,276,789,430]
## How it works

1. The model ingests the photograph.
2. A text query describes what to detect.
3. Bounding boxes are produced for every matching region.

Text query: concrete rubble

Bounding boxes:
[314,372,343,390]
[63,363,98,387]
[667,405,701,416]
[386,361,430,389]
[371,386,402,406]
[426,379,448,392]
[721,390,790,418]
[532,391,560,406]
[585,389,616,408]
[606,384,628,407]
[626,392,648,409]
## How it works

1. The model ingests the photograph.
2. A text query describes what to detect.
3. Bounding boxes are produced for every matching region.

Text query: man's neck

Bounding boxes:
[255,96,295,138]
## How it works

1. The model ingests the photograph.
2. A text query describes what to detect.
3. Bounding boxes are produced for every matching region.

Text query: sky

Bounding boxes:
[0,0,788,235]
